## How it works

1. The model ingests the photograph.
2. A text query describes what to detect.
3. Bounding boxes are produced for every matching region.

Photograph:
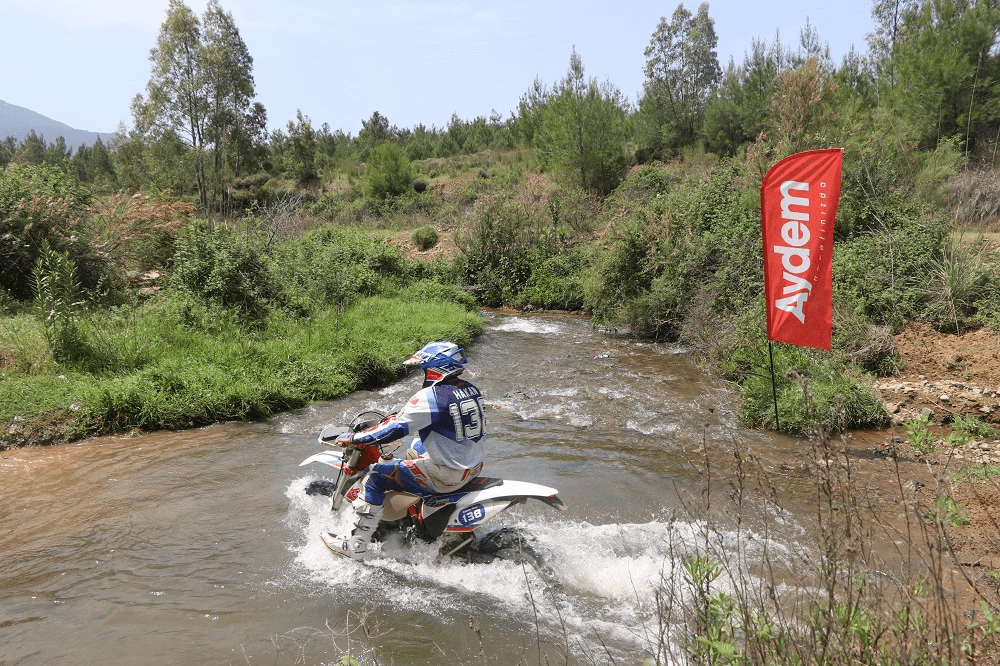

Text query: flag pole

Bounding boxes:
[768,340,780,432]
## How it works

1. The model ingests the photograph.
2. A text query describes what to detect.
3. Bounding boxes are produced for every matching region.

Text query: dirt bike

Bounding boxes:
[300,411,567,566]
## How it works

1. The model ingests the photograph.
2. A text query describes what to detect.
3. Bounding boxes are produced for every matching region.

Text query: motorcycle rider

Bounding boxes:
[323,339,487,559]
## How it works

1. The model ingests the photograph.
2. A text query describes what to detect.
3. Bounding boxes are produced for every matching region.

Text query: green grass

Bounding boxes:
[0,296,482,447]
[953,462,1000,481]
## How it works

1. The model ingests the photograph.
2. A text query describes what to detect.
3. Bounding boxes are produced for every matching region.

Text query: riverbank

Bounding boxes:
[0,295,482,449]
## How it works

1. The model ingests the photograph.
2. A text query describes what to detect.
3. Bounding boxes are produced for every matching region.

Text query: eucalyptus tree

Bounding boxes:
[639,3,721,157]
[202,0,257,206]
[132,0,209,207]
[132,0,262,210]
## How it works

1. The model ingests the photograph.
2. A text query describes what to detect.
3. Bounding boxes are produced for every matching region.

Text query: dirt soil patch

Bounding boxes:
[838,323,1000,597]
[877,323,1000,426]
[385,227,461,262]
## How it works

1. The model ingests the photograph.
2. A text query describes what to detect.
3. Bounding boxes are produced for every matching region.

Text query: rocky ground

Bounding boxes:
[872,322,1000,468]
[856,323,1000,585]
[878,322,1000,425]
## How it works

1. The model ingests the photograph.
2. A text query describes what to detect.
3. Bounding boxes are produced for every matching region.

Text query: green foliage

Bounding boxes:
[1,291,481,446]
[361,142,414,200]
[397,280,478,311]
[833,201,949,328]
[32,243,86,364]
[518,248,588,310]
[456,195,553,307]
[920,237,994,333]
[740,342,888,434]
[681,555,740,665]
[282,110,318,184]
[411,225,438,251]
[951,414,999,439]
[0,162,98,299]
[587,161,760,339]
[270,226,415,313]
[703,37,787,155]
[532,49,629,195]
[929,495,970,527]
[891,0,1000,152]
[905,414,936,454]
[170,221,277,322]
[132,0,261,210]
[639,3,722,157]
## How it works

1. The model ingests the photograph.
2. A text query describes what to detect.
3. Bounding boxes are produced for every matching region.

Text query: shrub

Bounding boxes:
[456,195,550,307]
[361,142,414,200]
[740,342,888,434]
[587,162,760,339]
[270,226,416,312]
[411,225,439,251]
[0,163,96,299]
[169,222,277,323]
[518,248,588,310]
[833,199,948,329]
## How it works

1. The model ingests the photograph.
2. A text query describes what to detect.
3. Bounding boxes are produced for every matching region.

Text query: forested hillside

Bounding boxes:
[2,0,1000,442]
[0,99,114,152]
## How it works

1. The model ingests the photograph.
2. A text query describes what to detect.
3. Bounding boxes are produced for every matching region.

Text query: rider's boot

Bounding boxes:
[322,500,383,560]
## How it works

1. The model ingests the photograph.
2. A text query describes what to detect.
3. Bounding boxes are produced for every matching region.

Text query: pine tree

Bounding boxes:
[534,48,629,194]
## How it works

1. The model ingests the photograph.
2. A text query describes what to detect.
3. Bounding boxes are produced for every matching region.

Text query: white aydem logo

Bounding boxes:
[772,180,812,324]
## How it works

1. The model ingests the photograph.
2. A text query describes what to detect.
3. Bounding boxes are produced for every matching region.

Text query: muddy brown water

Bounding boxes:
[1,312,878,665]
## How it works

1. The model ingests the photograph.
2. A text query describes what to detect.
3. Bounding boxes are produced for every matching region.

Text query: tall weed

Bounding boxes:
[921,236,993,333]
[32,242,86,364]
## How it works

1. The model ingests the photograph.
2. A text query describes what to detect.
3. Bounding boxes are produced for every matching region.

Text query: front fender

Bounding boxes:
[300,450,344,469]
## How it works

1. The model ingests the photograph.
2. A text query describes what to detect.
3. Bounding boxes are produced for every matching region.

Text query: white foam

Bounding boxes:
[625,419,680,436]
[283,480,803,661]
[490,318,564,335]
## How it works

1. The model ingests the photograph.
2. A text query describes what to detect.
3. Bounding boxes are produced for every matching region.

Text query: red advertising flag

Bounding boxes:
[761,148,843,351]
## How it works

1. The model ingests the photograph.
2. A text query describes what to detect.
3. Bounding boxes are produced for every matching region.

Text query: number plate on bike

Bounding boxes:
[457,504,486,526]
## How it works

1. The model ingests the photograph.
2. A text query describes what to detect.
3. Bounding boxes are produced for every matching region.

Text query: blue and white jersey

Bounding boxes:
[353,378,486,470]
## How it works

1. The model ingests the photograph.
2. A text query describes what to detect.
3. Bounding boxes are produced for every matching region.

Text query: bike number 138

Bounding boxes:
[449,398,484,441]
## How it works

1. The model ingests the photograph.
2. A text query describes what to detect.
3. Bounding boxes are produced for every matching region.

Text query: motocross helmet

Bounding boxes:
[403,339,467,385]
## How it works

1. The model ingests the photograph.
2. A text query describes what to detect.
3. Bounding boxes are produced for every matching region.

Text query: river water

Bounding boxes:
[0,312,811,665]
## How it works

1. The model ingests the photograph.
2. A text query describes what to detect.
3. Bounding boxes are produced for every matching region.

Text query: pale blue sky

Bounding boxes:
[3,0,874,137]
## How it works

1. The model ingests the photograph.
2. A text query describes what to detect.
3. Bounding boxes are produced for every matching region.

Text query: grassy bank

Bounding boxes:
[0,295,480,448]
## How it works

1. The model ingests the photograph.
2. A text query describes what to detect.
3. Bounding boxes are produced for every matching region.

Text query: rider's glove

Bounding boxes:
[334,432,355,448]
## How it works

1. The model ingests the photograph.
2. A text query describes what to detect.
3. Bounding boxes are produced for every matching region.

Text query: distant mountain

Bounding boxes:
[0,99,115,151]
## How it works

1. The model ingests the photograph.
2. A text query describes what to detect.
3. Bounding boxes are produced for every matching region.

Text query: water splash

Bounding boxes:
[284,478,802,661]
